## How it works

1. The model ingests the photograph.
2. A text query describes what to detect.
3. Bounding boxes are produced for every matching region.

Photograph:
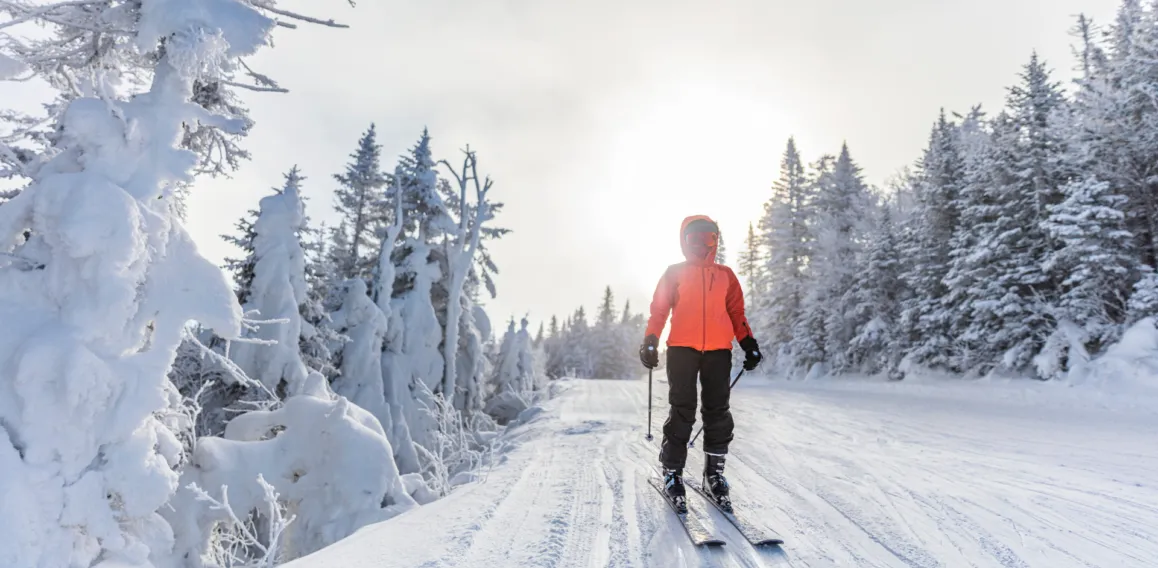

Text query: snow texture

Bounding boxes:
[230,168,311,395]
[166,383,416,564]
[282,376,1158,568]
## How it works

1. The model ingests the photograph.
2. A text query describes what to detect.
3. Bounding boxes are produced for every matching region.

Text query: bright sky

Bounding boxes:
[2,0,1123,336]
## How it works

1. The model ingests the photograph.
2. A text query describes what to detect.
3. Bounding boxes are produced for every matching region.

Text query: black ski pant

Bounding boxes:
[659,346,734,470]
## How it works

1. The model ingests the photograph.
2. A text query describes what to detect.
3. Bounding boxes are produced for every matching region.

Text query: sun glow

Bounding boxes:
[583,76,800,307]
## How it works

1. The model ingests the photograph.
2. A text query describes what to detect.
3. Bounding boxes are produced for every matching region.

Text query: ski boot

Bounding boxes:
[663,467,688,514]
[703,453,733,514]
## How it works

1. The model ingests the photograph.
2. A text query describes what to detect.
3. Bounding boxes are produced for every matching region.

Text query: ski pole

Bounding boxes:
[688,369,745,448]
[645,367,654,441]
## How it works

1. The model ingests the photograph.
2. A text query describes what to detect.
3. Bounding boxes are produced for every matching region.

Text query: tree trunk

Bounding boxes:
[442,270,466,408]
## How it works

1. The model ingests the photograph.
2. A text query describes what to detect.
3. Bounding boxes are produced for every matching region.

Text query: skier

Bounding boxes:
[639,215,762,512]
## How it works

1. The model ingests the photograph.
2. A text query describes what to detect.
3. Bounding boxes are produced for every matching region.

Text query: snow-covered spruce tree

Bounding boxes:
[738,222,765,297]
[937,106,994,371]
[230,167,312,396]
[568,306,595,377]
[1038,177,1133,377]
[593,286,626,378]
[947,55,1070,373]
[329,124,388,283]
[544,315,567,378]
[1091,2,1158,272]
[755,137,813,367]
[0,0,359,564]
[845,202,904,373]
[1128,268,1158,322]
[619,300,646,378]
[328,278,391,441]
[484,318,531,422]
[896,110,966,370]
[516,317,543,393]
[812,143,874,372]
[222,207,259,305]
[384,235,445,453]
[1035,46,1135,369]
[369,176,422,475]
[300,221,343,381]
[790,154,832,371]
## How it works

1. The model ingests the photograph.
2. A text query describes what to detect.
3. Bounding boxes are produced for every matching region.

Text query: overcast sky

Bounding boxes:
[7,0,1125,336]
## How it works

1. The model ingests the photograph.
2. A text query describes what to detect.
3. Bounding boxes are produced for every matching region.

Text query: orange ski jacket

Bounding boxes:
[644,215,755,352]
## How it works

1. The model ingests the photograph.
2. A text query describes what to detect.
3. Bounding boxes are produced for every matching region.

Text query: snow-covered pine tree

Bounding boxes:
[301,220,343,380]
[223,207,259,304]
[566,306,594,377]
[1128,268,1158,322]
[1096,1,1158,272]
[516,317,541,393]
[0,0,352,563]
[738,222,764,295]
[1039,177,1133,370]
[755,138,813,365]
[383,235,445,453]
[594,286,624,378]
[230,167,312,396]
[327,277,420,474]
[545,315,567,378]
[790,153,832,370]
[897,110,966,370]
[619,300,646,377]
[330,124,388,283]
[938,106,993,371]
[958,55,1069,372]
[1065,4,1156,323]
[812,143,874,372]
[716,231,728,265]
[845,202,904,373]
[484,318,531,422]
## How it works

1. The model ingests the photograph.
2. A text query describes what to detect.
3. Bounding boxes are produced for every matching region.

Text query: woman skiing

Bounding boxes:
[639,215,762,513]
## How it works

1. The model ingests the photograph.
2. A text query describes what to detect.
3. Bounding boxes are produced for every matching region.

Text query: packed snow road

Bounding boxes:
[287,376,1158,568]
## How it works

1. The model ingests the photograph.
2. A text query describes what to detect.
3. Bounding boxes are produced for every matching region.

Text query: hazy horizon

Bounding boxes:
[3,0,1124,336]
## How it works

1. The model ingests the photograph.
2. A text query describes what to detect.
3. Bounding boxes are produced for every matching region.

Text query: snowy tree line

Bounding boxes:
[0,2,544,567]
[743,2,1158,382]
[541,286,646,379]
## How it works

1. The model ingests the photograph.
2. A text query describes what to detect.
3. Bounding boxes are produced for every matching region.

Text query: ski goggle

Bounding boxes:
[684,231,719,247]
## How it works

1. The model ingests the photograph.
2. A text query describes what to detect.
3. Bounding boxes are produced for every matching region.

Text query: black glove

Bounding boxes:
[739,336,762,371]
[640,334,659,369]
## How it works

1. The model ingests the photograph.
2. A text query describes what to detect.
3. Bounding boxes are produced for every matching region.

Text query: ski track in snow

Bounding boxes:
[286,377,1158,568]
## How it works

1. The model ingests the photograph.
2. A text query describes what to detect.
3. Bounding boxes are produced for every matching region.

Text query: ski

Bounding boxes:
[647,477,726,547]
[685,476,784,547]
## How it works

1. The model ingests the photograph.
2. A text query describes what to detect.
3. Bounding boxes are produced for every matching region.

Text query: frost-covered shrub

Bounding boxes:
[166,377,416,564]
[414,381,498,497]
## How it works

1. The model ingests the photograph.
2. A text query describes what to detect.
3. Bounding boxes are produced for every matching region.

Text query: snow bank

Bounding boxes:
[1082,317,1158,395]
[167,382,416,564]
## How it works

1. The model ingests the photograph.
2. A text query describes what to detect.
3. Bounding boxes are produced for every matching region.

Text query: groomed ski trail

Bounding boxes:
[286,377,1158,568]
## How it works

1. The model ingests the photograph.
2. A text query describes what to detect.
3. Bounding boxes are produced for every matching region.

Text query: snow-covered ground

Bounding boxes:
[286,376,1158,568]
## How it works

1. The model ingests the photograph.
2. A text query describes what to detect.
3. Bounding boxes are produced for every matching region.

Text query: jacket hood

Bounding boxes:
[680,214,719,264]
